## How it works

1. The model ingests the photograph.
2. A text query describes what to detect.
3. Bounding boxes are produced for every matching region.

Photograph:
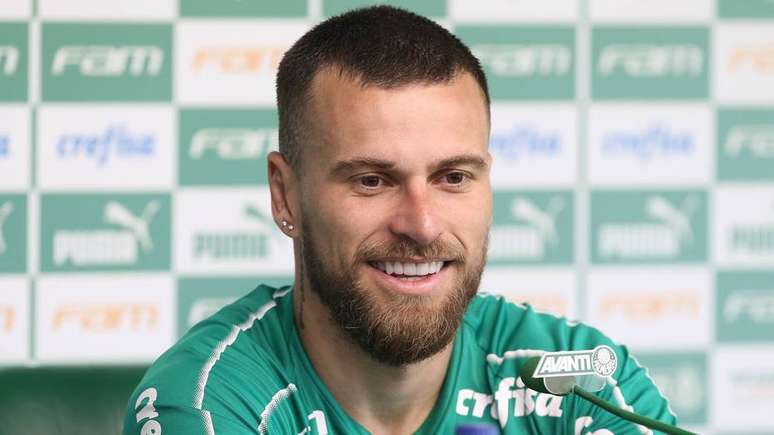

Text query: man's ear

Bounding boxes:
[267,151,300,236]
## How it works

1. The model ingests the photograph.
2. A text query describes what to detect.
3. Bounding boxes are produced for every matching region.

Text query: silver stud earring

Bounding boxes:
[281,220,294,231]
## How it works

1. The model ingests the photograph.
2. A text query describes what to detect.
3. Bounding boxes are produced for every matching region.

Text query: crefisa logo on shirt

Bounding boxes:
[40,194,171,272]
[489,191,574,265]
[591,190,707,263]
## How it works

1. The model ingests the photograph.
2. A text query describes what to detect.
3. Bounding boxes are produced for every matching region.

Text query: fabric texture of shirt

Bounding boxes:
[123,284,677,434]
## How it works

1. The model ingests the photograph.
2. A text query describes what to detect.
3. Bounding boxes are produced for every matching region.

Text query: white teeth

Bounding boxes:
[378,261,445,276]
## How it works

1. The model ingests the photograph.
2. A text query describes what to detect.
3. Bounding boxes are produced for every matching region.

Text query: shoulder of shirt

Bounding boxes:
[133,284,293,409]
[462,292,622,359]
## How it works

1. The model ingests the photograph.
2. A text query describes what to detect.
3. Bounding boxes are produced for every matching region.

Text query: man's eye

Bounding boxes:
[444,172,467,185]
[360,175,382,188]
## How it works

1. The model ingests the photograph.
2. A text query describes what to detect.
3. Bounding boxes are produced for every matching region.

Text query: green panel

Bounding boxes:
[489,190,574,265]
[457,26,575,100]
[718,0,774,18]
[42,23,172,102]
[717,108,774,181]
[717,271,774,342]
[635,352,708,425]
[0,23,27,102]
[590,190,707,264]
[592,27,709,100]
[323,0,446,18]
[40,193,171,272]
[0,194,26,273]
[179,108,277,186]
[180,0,307,17]
[177,276,292,336]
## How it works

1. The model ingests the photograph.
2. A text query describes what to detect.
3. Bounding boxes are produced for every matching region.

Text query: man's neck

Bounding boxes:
[293,285,453,435]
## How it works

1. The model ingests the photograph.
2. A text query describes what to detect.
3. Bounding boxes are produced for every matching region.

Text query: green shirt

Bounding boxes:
[124,284,677,434]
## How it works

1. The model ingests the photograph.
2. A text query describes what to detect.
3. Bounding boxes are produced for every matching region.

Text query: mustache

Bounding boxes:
[354,237,467,264]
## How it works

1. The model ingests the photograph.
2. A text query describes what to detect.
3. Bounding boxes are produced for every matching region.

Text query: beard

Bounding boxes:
[300,217,487,367]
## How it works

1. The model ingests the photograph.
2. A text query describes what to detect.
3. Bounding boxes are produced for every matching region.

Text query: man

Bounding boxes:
[124,6,677,434]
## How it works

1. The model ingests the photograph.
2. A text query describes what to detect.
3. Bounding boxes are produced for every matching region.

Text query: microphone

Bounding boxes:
[520,356,696,435]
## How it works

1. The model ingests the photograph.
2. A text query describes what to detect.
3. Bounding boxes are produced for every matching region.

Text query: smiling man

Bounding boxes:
[124,6,677,435]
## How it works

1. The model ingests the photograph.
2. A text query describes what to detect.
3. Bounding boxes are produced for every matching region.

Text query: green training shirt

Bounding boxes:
[124,284,677,434]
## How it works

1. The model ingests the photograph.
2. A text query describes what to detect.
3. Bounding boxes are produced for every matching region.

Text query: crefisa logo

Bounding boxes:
[489,124,562,162]
[56,125,155,166]
[601,123,694,163]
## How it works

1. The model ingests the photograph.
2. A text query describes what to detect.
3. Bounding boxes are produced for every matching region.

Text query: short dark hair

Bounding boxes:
[276,5,490,172]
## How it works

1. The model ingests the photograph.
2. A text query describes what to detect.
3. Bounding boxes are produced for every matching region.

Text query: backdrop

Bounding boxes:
[1,1,773,434]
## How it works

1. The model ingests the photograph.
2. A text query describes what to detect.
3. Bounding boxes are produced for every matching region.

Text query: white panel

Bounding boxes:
[37,105,175,191]
[590,0,711,22]
[586,267,712,350]
[713,346,774,432]
[0,277,29,363]
[175,188,294,274]
[479,267,577,319]
[588,104,712,187]
[39,0,175,20]
[36,275,174,363]
[0,106,30,191]
[490,104,577,188]
[176,20,309,105]
[450,0,578,23]
[0,0,32,18]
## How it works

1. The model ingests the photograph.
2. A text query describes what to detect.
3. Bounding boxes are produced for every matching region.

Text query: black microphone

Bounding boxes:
[520,356,696,435]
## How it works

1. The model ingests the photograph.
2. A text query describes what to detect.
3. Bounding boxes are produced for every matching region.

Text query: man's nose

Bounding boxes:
[387,181,442,246]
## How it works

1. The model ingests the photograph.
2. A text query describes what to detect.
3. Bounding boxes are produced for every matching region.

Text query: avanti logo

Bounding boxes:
[489,193,572,264]
[596,194,702,261]
[189,127,277,160]
[52,303,158,333]
[0,45,19,75]
[193,203,278,260]
[489,125,561,161]
[601,124,694,163]
[533,346,617,379]
[191,46,284,74]
[56,125,154,166]
[51,45,163,77]
[472,44,571,77]
[597,44,703,77]
[728,44,774,74]
[0,201,14,255]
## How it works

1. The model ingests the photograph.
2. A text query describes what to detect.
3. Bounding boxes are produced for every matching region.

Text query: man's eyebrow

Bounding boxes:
[431,154,489,172]
[330,158,396,177]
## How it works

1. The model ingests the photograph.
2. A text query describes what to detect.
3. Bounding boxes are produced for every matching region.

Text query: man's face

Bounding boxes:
[297,69,492,366]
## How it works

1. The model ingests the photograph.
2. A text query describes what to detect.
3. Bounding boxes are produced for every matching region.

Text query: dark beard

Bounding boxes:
[300,220,486,367]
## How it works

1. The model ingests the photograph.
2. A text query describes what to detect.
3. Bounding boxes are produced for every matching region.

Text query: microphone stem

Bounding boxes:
[572,385,696,435]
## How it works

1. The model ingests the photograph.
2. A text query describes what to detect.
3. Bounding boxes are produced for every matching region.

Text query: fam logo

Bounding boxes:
[601,123,694,163]
[42,23,172,101]
[592,27,709,99]
[458,26,575,100]
[635,352,707,425]
[0,303,14,333]
[0,195,26,273]
[717,272,774,342]
[727,44,774,74]
[55,125,154,167]
[718,109,774,180]
[592,191,707,263]
[599,290,701,321]
[52,302,157,333]
[489,124,562,162]
[179,109,278,185]
[489,191,573,264]
[0,22,27,101]
[191,46,283,74]
[176,276,290,336]
[41,194,171,272]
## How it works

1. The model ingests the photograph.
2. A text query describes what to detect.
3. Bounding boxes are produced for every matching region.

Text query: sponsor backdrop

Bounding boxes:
[0,0,773,433]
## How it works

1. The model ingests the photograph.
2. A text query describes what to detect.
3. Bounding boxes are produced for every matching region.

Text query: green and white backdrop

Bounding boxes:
[1,0,773,433]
